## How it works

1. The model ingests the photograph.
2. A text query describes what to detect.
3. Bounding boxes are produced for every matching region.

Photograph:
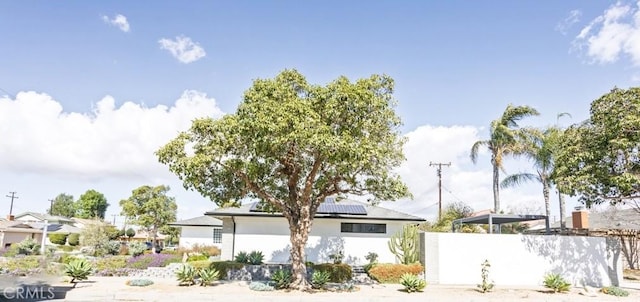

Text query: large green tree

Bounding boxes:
[48,193,76,218]
[76,189,109,219]
[157,69,410,289]
[470,104,539,213]
[555,87,640,210]
[120,185,178,253]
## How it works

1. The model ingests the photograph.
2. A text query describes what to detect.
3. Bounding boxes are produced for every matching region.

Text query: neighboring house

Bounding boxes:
[0,221,43,248]
[128,230,167,247]
[169,216,223,249]
[70,217,110,229]
[14,212,74,225]
[206,199,425,265]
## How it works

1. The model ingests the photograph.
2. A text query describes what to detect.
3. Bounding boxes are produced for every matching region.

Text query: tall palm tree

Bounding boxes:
[470,104,539,213]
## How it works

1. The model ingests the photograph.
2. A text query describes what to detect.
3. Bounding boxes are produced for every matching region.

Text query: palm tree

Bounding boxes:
[470,104,539,213]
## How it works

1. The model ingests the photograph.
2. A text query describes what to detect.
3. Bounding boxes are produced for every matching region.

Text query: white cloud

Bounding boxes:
[101,14,130,32]
[158,36,206,64]
[0,90,223,179]
[555,9,582,35]
[572,1,640,65]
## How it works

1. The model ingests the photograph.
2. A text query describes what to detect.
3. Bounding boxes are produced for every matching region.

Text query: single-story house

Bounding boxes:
[169,216,223,249]
[0,221,44,248]
[127,230,167,247]
[206,198,425,265]
[14,212,75,225]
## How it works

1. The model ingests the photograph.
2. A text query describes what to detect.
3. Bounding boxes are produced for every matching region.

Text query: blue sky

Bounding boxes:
[0,1,638,227]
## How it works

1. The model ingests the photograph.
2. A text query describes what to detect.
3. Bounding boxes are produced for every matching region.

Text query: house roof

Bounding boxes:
[14,212,73,223]
[169,216,222,227]
[546,208,640,230]
[205,199,426,222]
[0,221,44,233]
[26,222,82,234]
[70,217,109,226]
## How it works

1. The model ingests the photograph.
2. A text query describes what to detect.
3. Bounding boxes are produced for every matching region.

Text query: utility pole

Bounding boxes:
[48,199,54,214]
[429,162,451,220]
[112,214,117,226]
[6,192,18,219]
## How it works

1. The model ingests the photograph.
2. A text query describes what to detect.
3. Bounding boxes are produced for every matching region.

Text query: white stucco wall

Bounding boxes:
[423,232,623,287]
[229,216,408,265]
[179,226,222,249]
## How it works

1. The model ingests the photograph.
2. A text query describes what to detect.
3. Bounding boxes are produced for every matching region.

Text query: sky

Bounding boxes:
[1,1,639,228]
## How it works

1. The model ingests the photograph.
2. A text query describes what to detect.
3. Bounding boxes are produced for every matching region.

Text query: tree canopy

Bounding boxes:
[75,189,109,219]
[48,193,76,218]
[157,69,410,288]
[470,104,539,212]
[555,87,640,209]
[119,185,178,252]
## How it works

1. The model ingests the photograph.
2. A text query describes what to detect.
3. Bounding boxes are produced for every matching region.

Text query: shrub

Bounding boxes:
[199,268,220,286]
[176,264,197,286]
[187,254,209,262]
[368,263,424,283]
[313,263,353,283]
[79,224,110,256]
[1,244,19,257]
[234,251,249,263]
[249,281,275,291]
[105,241,121,256]
[65,259,92,283]
[58,253,79,265]
[189,260,211,270]
[126,254,181,269]
[365,252,379,264]
[126,228,136,239]
[3,256,41,271]
[601,286,629,297]
[271,269,292,290]
[399,273,426,293]
[126,279,154,287]
[48,233,68,245]
[68,233,80,246]
[17,237,41,255]
[128,241,147,257]
[94,256,128,271]
[329,250,344,264]
[191,244,221,257]
[60,245,75,252]
[477,260,494,293]
[209,261,245,279]
[247,251,264,265]
[543,273,571,293]
[311,270,331,289]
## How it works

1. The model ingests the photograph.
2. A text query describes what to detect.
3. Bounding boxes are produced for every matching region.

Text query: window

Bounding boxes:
[213,227,222,243]
[340,223,386,234]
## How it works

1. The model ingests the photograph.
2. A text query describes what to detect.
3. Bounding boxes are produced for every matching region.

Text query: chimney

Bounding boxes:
[6,215,14,221]
[572,207,589,229]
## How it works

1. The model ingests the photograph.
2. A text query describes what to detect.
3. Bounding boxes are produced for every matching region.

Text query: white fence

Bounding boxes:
[420,232,622,287]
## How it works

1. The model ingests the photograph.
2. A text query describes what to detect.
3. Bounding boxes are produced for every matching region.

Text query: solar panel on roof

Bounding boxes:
[324,197,336,204]
[317,204,367,215]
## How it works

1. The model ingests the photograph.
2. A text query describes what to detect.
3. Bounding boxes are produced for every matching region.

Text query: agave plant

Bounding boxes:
[234,251,249,263]
[64,259,93,283]
[247,251,264,265]
[176,264,197,286]
[543,273,571,293]
[271,269,292,290]
[399,273,426,293]
[311,270,331,289]
[198,268,220,286]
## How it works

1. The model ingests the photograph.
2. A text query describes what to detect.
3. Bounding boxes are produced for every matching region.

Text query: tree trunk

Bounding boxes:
[491,157,500,213]
[542,180,550,219]
[620,234,638,270]
[151,226,158,254]
[286,208,312,290]
[558,191,566,230]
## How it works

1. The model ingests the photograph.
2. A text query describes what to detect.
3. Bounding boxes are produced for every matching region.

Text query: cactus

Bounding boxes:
[388,224,419,264]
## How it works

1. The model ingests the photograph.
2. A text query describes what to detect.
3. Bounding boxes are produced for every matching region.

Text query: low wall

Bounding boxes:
[421,232,623,287]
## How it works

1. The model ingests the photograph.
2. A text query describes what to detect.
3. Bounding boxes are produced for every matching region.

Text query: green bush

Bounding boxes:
[311,270,331,289]
[234,251,249,263]
[247,251,264,265]
[176,264,197,286]
[128,241,147,257]
[48,233,68,245]
[1,244,19,257]
[188,260,211,270]
[271,269,292,290]
[208,261,244,280]
[368,263,424,283]
[313,263,352,283]
[105,241,121,256]
[60,245,75,252]
[399,273,426,293]
[68,233,80,246]
[601,286,629,297]
[64,259,92,283]
[186,254,209,262]
[17,237,41,255]
[3,256,41,271]
[543,273,571,293]
[58,253,79,265]
[198,268,220,286]
[94,256,128,271]
[126,279,154,287]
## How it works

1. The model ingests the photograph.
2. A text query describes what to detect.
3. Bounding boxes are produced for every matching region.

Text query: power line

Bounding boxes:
[442,185,467,204]
[429,162,451,220]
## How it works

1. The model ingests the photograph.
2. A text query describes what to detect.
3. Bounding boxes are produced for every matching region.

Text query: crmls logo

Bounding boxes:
[2,286,56,300]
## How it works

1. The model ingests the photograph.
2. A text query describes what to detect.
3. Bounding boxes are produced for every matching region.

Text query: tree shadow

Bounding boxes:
[270,236,347,264]
[521,235,621,287]
[0,279,74,301]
